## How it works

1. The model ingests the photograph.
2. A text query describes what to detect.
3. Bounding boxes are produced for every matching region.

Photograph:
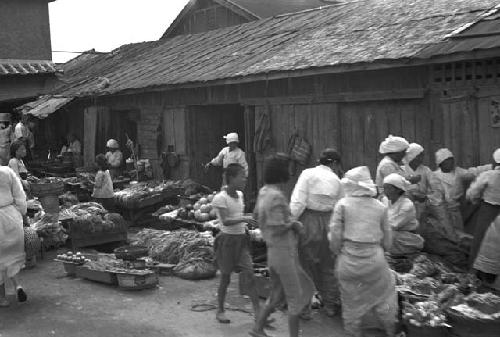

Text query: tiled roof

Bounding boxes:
[0,59,58,76]
[53,0,500,97]
[227,0,332,18]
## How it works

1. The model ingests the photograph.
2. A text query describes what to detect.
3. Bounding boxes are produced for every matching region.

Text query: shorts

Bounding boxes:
[214,233,253,275]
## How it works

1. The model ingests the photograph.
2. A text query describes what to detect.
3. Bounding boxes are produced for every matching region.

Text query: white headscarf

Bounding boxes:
[379,135,409,154]
[435,148,454,166]
[383,173,411,192]
[405,143,424,164]
[341,166,377,197]
[493,148,500,164]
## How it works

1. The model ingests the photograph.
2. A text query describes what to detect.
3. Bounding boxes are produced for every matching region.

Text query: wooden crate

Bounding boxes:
[75,266,118,285]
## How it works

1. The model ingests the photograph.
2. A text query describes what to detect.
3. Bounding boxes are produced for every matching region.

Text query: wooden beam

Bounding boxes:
[241,88,426,105]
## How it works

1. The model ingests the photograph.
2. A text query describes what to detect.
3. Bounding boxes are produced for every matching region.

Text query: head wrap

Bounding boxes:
[493,148,500,164]
[435,148,454,166]
[405,143,424,164]
[383,173,411,192]
[223,132,239,144]
[379,135,409,154]
[106,139,119,149]
[341,166,377,197]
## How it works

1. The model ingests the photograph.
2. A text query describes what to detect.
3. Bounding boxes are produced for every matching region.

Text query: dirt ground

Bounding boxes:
[0,252,352,337]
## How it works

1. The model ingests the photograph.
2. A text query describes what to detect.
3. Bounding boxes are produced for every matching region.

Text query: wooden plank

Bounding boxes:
[83,106,97,167]
[477,95,500,164]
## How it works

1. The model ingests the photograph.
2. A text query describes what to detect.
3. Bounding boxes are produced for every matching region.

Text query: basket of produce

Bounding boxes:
[114,180,183,209]
[114,245,149,261]
[116,270,159,290]
[445,292,500,337]
[29,177,65,197]
[75,166,97,176]
[55,252,89,276]
[403,301,450,337]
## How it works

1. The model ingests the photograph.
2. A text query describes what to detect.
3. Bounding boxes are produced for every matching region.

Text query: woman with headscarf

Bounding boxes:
[429,148,491,234]
[0,166,28,307]
[466,148,500,267]
[383,173,424,256]
[403,143,433,219]
[376,135,419,195]
[329,166,397,337]
[473,215,500,291]
[251,155,314,337]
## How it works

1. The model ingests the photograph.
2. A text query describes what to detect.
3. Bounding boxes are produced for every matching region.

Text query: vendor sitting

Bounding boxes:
[92,154,114,211]
[8,140,29,190]
[383,173,424,256]
[105,139,123,179]
[60,133,81,155]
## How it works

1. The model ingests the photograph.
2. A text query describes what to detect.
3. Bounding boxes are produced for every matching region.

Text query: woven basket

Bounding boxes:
[30,180,64,198]
[446,308,500,337]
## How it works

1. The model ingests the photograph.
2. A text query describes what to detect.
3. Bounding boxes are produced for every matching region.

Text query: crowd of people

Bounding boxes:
[1,122,499,337]
[209,132,500,337]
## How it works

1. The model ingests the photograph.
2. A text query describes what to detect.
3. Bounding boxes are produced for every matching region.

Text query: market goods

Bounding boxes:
[173,191,218,222]
[404,301,450,327]
[133,229,215,280]
[411,254,439,278]
[31,213,67,244]
[114,180,183,209]
[56,251,89,264]
[464,293,500,315]
[68,202,126,235]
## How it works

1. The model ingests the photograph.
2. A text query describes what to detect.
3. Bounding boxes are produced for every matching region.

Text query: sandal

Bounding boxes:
[249,330,272,337]
[216,311,230,324]
[17,287,27,303]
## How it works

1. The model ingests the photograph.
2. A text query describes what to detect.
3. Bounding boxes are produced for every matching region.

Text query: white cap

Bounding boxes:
[494,148,500,164]
[383,173,411,192]
[435,148,454,165]
[106,139,119,149]
[223,132,239,144]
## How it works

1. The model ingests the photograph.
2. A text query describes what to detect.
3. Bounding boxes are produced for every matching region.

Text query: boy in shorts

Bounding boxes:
[212,163,260,324]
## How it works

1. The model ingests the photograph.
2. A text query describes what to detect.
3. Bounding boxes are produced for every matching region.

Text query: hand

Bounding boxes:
[408,175,421,184]
[291,220,304,234]
[203,163,211,172]
[243,216,258,228]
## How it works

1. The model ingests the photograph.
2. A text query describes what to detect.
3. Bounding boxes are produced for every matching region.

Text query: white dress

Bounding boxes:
[0,166,27,285]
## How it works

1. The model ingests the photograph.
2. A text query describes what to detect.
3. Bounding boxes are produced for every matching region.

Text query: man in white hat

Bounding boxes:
[205,132,248,183]
[105,139,123,178]
[429,148,492,234]
[466,148,500,267]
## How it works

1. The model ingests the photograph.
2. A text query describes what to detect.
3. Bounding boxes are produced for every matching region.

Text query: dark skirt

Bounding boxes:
[469,201,500,267]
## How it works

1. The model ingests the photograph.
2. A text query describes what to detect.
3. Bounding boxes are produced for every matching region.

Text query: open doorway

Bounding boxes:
[187,104,248,190]
[95,109,139,160]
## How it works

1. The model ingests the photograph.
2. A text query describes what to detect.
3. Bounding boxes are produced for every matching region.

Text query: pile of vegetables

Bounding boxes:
[114,180,183,208]
[31,213,67,244]
[404,301,450,328]
[133,229,216,280]
[65,202,127,235]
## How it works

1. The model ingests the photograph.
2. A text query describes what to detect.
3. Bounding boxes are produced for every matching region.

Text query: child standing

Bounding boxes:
[211,163,260,324]
[92,154,114,211]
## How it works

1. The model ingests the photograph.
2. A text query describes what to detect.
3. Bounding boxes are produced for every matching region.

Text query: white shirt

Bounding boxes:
[376,156,405,188]
[105,150,123,168]
[92,169,114,198]
[211,190,246,235]
[290,165,344,219]
[210,147,248,176]
[466,167,500,206]
[14,122,28,140]
[403,164,432,197]
[383,196,419,232]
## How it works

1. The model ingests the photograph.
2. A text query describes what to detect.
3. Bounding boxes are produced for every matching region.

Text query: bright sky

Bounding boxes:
[49,0,189,63]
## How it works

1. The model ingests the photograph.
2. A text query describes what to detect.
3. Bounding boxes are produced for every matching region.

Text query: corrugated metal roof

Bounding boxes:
[0,60,58,76]
[17,96,73,119]
[51,0,500,97]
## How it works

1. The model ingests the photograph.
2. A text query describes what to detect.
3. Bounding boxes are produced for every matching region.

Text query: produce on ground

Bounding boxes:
[31,213,67,244]
[56,251,90,264]
[403,301,450,327]
[133,229,216,280]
